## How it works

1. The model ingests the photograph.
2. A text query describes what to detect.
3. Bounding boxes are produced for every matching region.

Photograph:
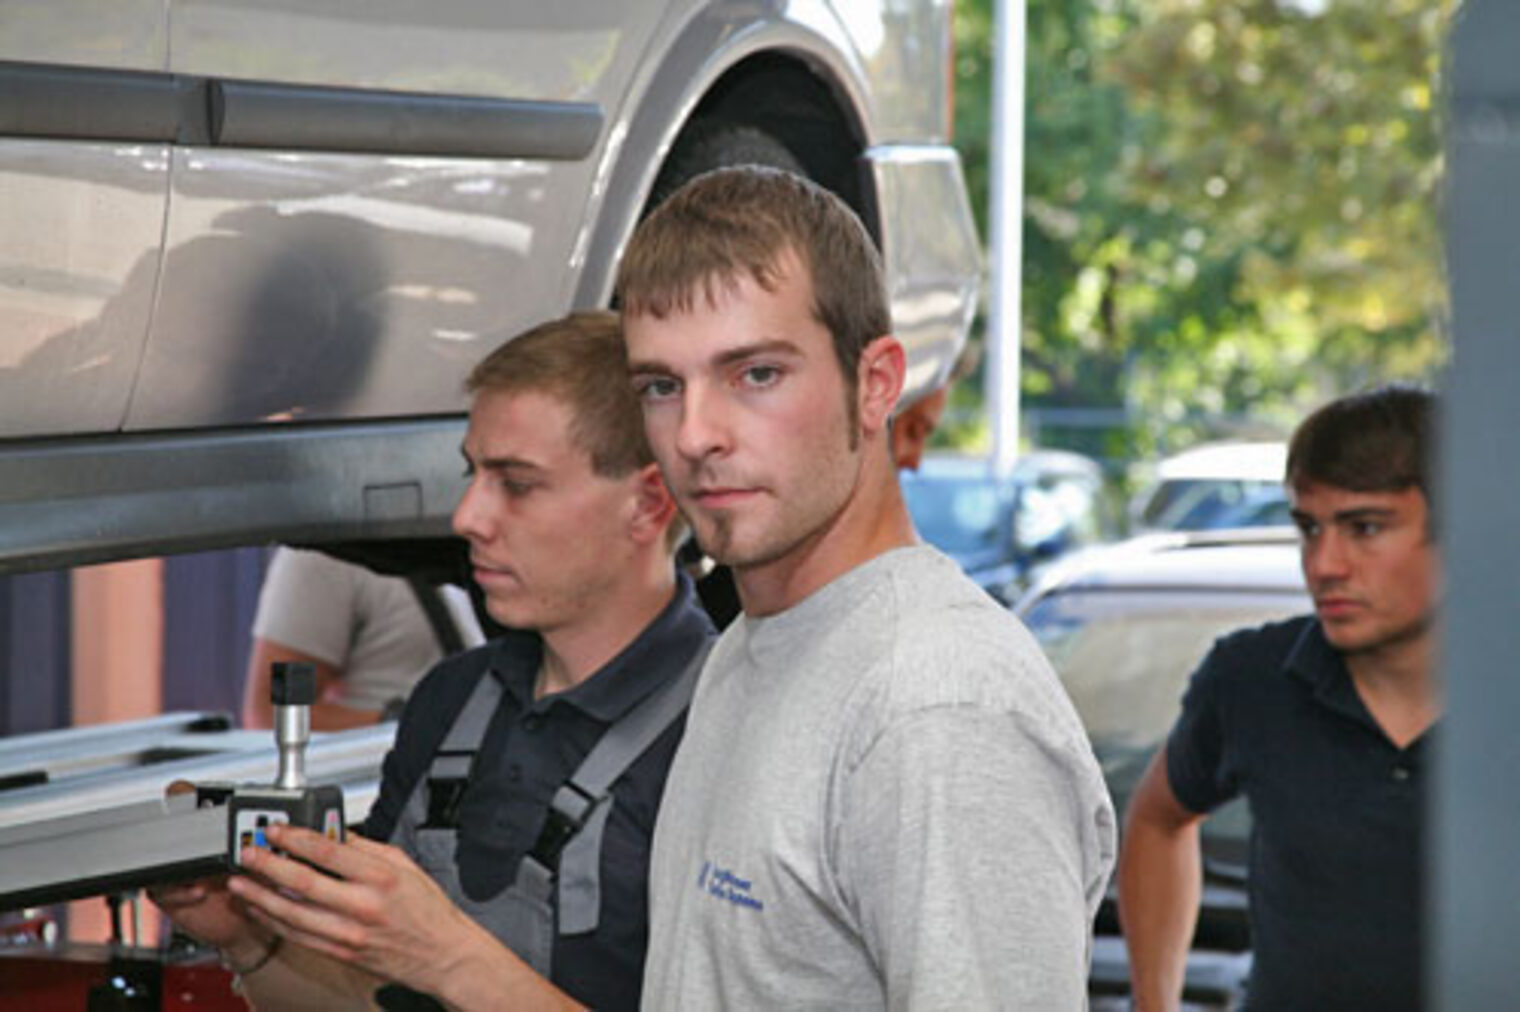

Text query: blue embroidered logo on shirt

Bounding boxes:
[696,860,765,911]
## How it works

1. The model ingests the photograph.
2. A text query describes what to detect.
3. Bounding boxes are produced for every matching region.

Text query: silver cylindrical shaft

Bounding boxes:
[274,704,309,789]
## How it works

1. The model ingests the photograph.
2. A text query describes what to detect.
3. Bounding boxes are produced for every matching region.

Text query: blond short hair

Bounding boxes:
[467,311,685,550]
[467,311,651,478]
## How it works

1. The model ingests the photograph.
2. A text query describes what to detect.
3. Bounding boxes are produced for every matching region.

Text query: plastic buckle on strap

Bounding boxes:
[529,782,600,868]
[423,776,469,829]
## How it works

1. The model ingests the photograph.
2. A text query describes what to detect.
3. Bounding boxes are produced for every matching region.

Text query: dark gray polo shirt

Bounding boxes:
[364,572,714,1011]
[1167,615,1429,1011]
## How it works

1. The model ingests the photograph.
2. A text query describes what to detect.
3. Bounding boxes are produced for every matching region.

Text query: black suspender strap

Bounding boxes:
[417,638,713,934]
[421,672,500,828]
[537,639,712,934]
[407,576,466,656]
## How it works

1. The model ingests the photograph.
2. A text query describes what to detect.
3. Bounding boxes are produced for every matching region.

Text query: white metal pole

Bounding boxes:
[987,0,1027,478]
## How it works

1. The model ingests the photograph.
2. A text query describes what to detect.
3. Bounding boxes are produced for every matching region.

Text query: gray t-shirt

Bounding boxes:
[252,547,483,711]
[644,545,1116,1009]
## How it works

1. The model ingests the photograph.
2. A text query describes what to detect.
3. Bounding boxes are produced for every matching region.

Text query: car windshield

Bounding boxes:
[1140,478,1285,530]
[901,477,1007,554]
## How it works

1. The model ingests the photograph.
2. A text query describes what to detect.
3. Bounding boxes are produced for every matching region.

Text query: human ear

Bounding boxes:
[902,405,935,443]
[628,462,678,545]
[856,336,906,437]
[892,407,932,471]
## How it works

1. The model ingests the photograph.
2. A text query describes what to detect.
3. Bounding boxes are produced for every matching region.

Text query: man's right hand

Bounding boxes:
[148,779,270,961]
[149,875,273,968]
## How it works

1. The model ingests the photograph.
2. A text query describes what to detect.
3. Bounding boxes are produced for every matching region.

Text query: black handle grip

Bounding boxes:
[271,662,317,706]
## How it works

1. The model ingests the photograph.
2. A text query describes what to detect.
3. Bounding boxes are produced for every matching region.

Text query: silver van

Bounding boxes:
[0,1,980,572]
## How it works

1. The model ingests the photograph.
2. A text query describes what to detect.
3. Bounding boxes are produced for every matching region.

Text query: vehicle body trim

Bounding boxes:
[0,60,602,160]
[0,61,196,143]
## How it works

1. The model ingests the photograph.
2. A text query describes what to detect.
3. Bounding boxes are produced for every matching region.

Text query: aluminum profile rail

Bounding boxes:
[0,711,236,787]
[0,723,393,911]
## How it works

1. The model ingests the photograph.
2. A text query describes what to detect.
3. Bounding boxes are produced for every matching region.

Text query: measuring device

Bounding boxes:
[217,662,346,866]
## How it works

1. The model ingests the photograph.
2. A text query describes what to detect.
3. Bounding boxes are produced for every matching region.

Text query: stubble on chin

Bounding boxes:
[695,511,785,571]
[699,513,735,563]
[1325,610,1435,658]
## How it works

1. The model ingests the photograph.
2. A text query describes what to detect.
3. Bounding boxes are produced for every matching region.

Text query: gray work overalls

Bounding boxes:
[391,643,708,977]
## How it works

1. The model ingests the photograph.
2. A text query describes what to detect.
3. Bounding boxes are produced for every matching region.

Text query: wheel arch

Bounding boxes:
[671,54,873,228]
[571,14,879,310]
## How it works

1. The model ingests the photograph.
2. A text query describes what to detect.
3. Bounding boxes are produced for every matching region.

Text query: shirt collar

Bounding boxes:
[1282,618,1431,750]
[1282,618,1364,720]
[484,569,714,723]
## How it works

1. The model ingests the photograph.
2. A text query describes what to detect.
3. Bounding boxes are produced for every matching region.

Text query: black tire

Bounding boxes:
[644,121,807,214]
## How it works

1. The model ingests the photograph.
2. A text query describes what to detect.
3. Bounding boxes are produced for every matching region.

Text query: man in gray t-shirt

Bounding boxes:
[243,546,483,729]
[621,167,1116,1007]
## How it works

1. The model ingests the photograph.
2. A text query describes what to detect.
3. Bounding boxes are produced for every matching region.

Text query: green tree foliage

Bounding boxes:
[951,0,1452,460]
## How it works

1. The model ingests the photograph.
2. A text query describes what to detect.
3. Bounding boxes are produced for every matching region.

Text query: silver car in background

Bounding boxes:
[0,1,980,573]
[1015,528,1309,1006]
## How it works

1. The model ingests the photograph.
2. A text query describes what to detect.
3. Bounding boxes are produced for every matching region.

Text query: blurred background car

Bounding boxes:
[902,450,1116,604]
[1014,526,1308,1008]
[1130,441,1289,533]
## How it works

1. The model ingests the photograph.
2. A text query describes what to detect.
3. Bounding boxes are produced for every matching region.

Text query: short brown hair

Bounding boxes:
[1286,384,1436,506]
[466,311,651,479]
[616,167,891,393]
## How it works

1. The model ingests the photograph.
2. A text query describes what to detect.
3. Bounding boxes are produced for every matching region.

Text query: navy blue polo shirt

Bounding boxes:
[364,572,714,1011]
[1167,615,1429,1011]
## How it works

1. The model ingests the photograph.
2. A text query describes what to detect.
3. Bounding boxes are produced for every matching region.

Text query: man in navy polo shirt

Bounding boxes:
[1118,385,1439,1010]
[154,312,714,1011]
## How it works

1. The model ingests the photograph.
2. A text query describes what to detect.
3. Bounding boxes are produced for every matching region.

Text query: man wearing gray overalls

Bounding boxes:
[153,312,715,1010]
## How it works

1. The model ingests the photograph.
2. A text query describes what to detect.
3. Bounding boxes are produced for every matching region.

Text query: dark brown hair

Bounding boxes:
[615,166,891,395]
[1286,384,1436,506]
